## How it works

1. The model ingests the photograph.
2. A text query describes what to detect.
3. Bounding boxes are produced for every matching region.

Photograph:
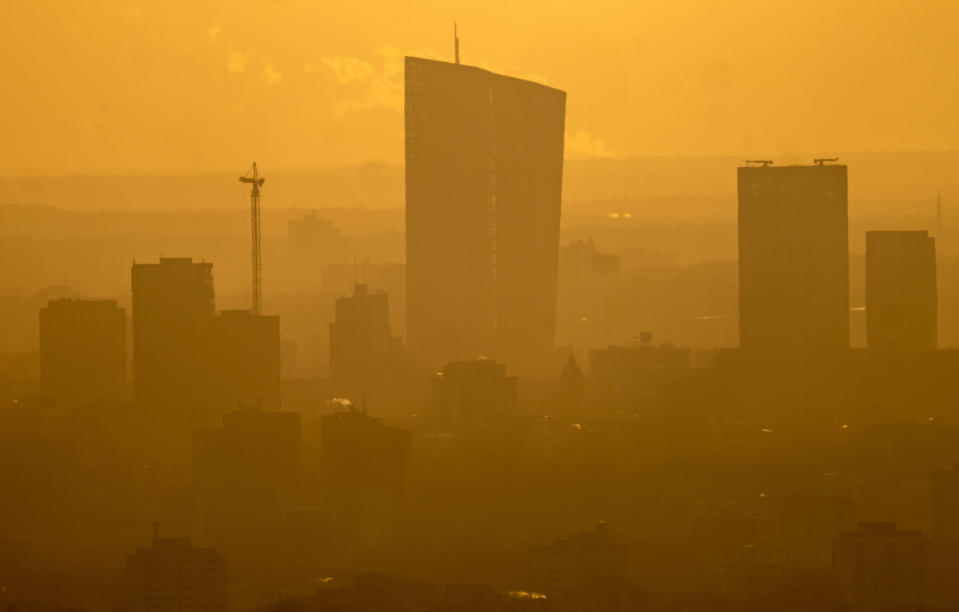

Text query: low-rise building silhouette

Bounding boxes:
[432,359,518,430]
[931,463,959,544]
[833,522,929,612]
[194,408,301,527]
[319,406,410,553]
[529,522,629,612]
[125,535,226,612]
[766,488,855,577]
[588,337,691,414]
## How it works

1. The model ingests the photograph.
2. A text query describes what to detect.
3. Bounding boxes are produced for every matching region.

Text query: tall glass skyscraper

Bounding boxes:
[404,56,566,373]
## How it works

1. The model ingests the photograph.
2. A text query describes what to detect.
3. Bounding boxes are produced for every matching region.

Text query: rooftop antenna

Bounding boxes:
[239,162,265,315]
[454,22,460,64]
[745,160,773,167]
[353,253,358,288]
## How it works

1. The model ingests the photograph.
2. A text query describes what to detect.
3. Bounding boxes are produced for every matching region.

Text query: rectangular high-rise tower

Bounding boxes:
[737,163,849,352]
[866,230,937,349]
[206,309,281,413]
[131,257,215,409]
[405,56,565,373]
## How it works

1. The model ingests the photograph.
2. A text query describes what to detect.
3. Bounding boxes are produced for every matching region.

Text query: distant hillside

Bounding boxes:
[1,151,956,214]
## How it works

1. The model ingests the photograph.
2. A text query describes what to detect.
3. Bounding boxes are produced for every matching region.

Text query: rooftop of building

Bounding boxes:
[405,55,565,96]
[738,159,847,170]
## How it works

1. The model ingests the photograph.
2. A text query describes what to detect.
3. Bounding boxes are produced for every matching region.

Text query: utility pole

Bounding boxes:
[239,162,265,314]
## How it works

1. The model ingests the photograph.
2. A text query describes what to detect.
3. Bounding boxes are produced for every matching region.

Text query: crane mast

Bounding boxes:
[239,162,265,315]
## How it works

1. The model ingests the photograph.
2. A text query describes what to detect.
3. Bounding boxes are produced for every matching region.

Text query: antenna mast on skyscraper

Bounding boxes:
[454,22,460,64]
[239,162,265,315]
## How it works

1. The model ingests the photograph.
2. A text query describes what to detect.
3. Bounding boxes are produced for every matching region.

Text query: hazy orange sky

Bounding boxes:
[2,0,958,175]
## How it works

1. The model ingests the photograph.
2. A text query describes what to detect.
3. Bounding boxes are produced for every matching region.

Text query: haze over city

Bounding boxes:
[3,2,959,612]
[4,0,959,174]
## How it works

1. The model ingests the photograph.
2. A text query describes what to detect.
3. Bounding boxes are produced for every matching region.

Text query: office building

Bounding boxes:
[38,298,125,405]
[833,522,929,612]
[588,338,691,414]
[737,162,849,351]
[866,230,937,349]
[766,489,855,576]
[287,213,348,289]
[131,258,214,411]
[319,407,411,552]
[194,408,300,524]
[206,309,281,414]
[329,283,404,406]
[405,56,566,373]
[125,536,226,612]
[432,359,518,429]
[930,464,959,608]
[529,522,629,612]
[557,240,620,350]
[931,463,959,543]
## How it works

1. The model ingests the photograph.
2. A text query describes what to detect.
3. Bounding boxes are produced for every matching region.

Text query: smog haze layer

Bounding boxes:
[3,0,958,176]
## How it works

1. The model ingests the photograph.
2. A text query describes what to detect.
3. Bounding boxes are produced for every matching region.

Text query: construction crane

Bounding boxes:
[937,190,944,263]
[239,162,265,315]
[745,159,773,166]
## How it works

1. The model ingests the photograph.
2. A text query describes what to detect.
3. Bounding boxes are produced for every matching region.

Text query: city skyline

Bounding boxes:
[4,6,959,612]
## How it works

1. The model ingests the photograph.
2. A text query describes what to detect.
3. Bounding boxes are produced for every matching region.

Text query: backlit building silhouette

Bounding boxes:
[319,406,410,553]
[405,56,566,373]
[529,522,629,612]
[194,408,300,527]
[931,463,959,543]
[329,283,404,406]
[737,162,849,352]
[866,230,937,349]
[833,522,929,612]
[432,359,518,430]
[132,258,281,424]
[126,536,227,612]
[131,257,214,411]
[206,309,281,413]
[287,213,347,289]
[38,298,126,405]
